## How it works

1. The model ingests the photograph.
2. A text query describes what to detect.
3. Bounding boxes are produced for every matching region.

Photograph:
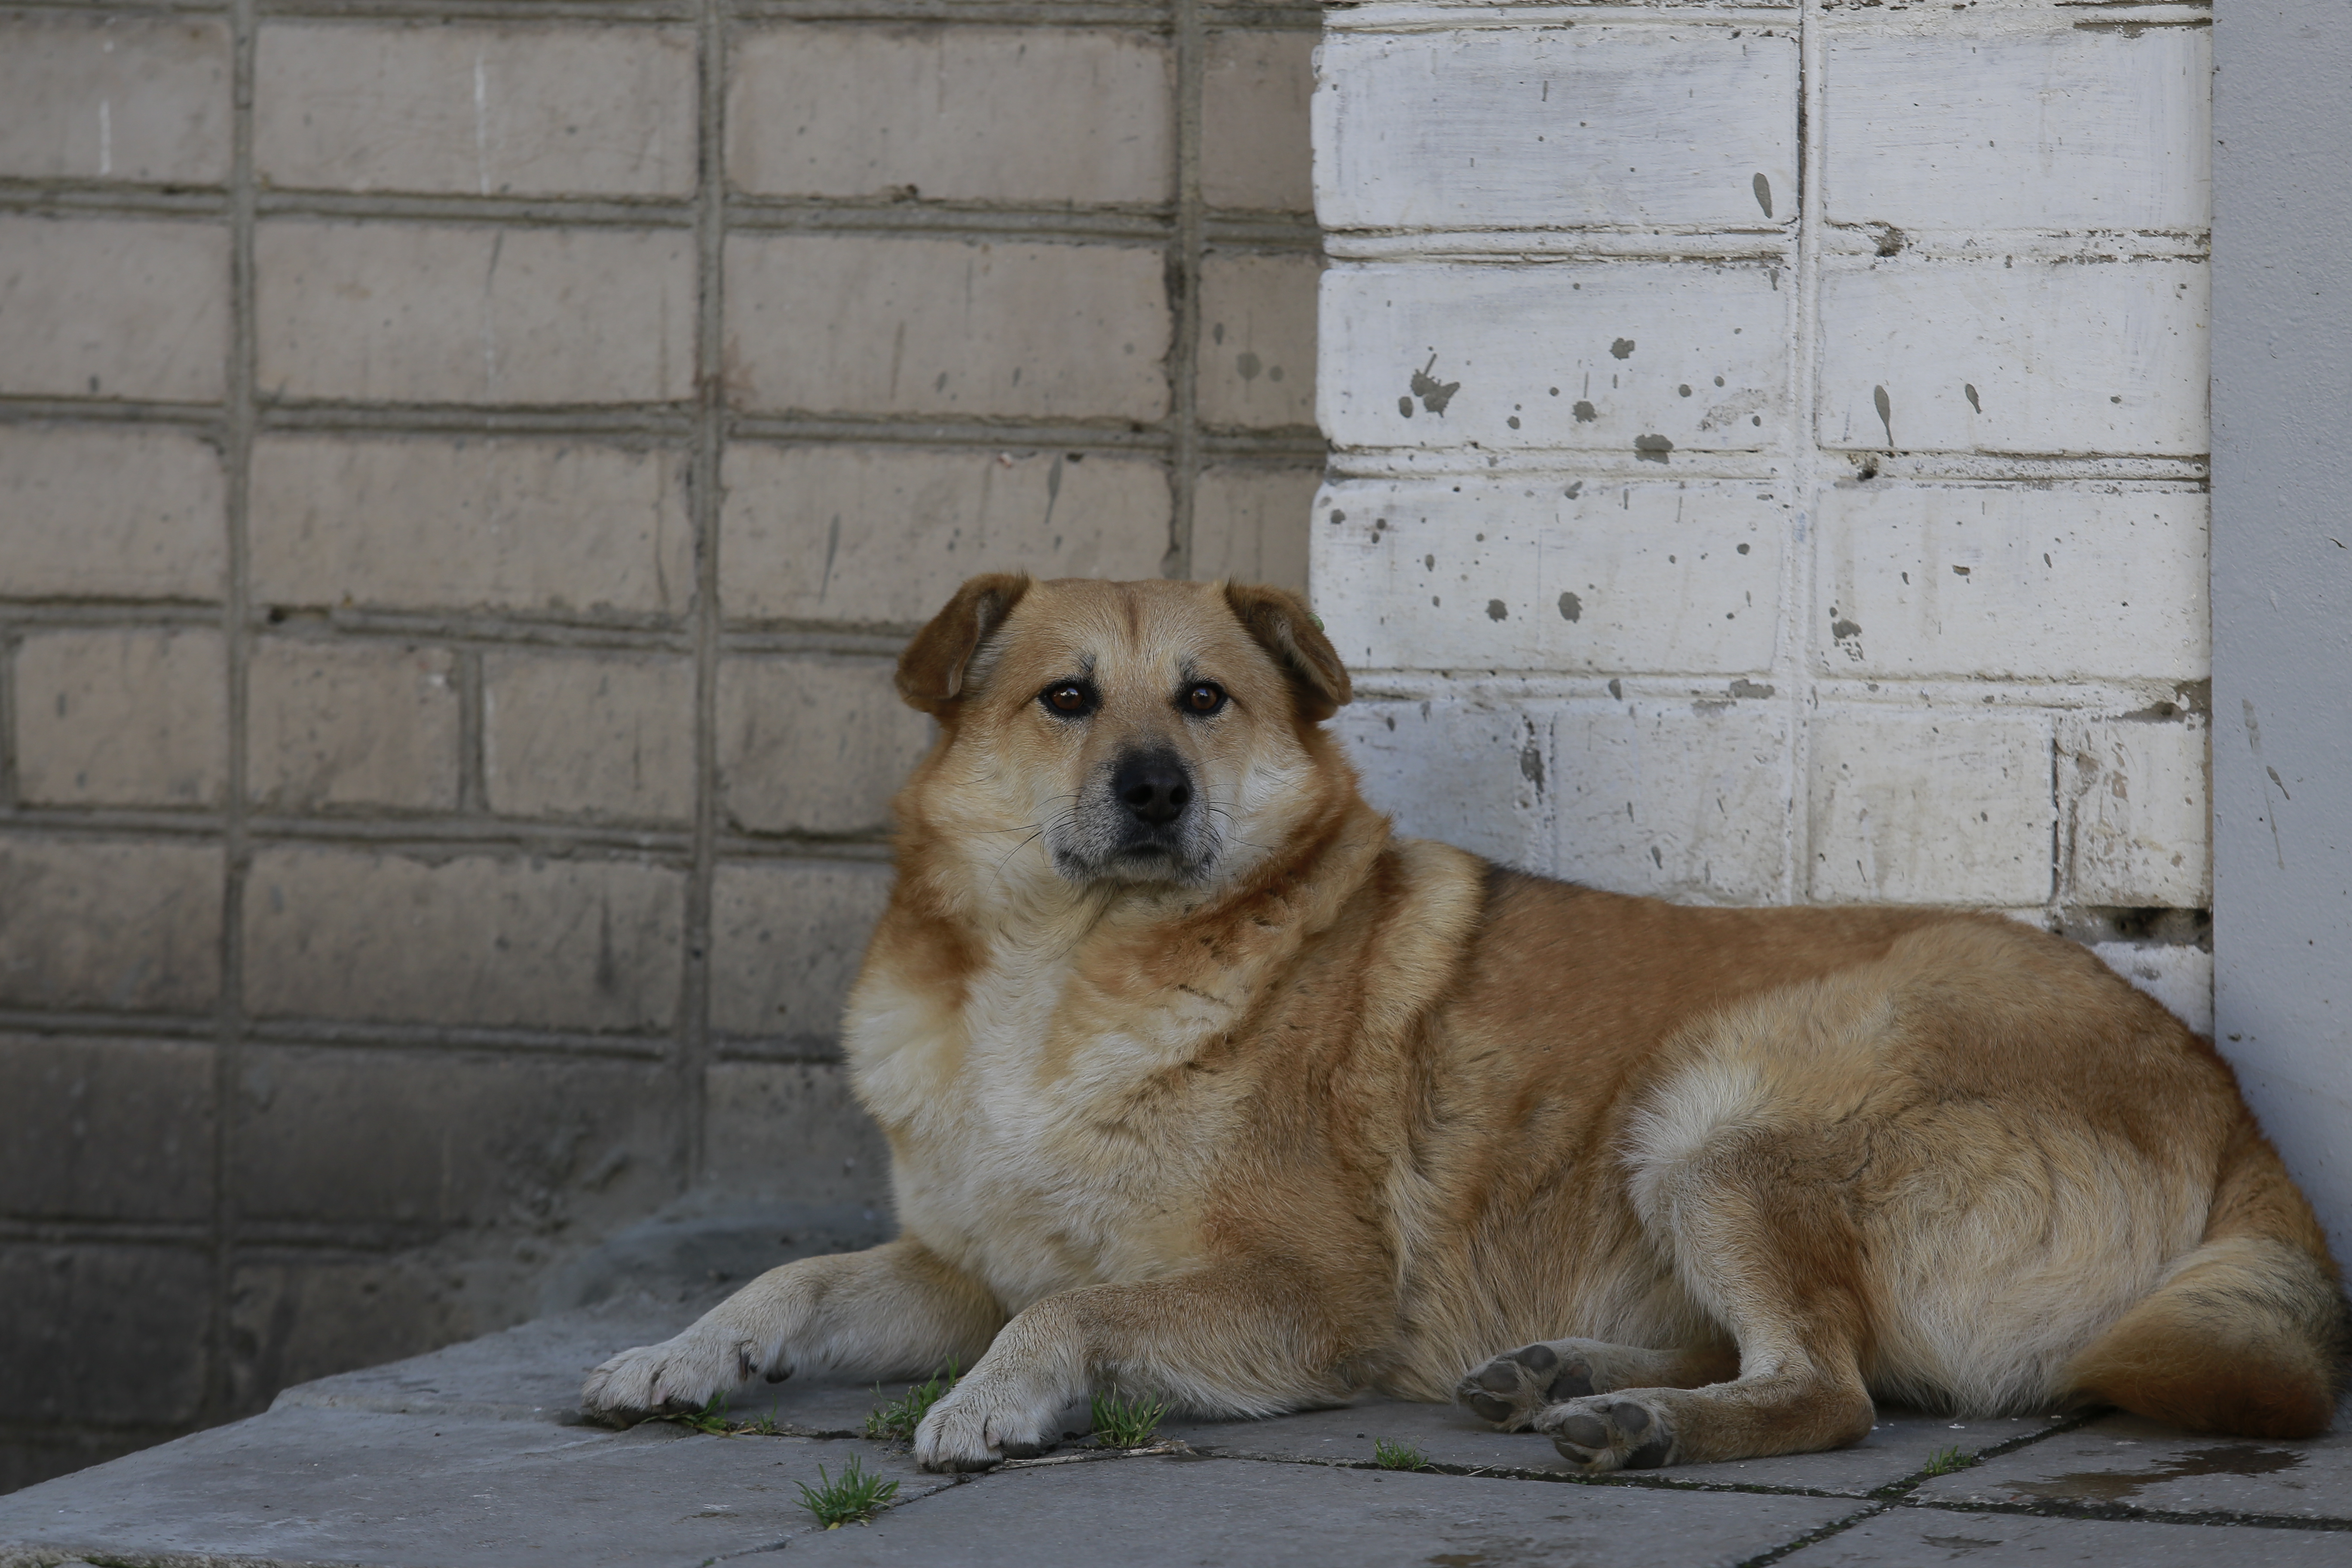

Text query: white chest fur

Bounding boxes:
[846,940,1246,1312]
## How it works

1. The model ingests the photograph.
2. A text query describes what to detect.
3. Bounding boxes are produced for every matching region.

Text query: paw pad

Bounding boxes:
[1455,1342,1596,1431]
[1544,1396,1674,1473]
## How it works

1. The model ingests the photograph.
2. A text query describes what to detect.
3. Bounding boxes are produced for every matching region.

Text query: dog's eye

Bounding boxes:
[1181,683,1228,716]
[1041,682,1090,717]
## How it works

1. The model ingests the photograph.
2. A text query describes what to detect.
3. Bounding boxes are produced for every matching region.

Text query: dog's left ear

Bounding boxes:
[897,573,1032,714]
[1225,582,1351,724]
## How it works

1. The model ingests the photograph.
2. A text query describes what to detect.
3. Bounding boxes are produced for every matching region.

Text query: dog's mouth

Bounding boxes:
[1049,824,1214,887]
[1051,841,1209,885]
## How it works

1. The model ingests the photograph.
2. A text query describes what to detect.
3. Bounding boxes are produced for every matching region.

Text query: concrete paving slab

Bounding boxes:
[1917,1411,2352,1522]
[790,1452,1859,1568]
[1779,1503,2352,1565]
[18,1295,2337,1568]
[276,1287,923,1441]
[0,1405,943,1568]
[714,1367,1043,1442]
[1164,1397,2064,1495]
[272,1291,720,1424]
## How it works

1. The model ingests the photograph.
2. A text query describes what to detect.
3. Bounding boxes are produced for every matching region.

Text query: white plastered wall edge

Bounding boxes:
[2211,0,2352,1252]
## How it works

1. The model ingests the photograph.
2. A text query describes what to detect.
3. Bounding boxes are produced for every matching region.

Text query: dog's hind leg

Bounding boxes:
[1531,1133,1878,1472]
[1455,1340,1739,1431]
[2061,1111,2352,1438]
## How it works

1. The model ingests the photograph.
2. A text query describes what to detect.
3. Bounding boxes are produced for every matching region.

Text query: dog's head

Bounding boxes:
[893,575,1352,893]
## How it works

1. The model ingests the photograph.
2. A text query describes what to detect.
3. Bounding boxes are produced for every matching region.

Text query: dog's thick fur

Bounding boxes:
[583,575,2349,1472]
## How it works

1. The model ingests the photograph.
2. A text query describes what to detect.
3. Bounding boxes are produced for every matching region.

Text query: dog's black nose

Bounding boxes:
[1112,751,1192,826]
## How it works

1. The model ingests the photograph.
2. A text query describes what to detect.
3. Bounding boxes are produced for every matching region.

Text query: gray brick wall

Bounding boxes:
[0,0,1319,1491]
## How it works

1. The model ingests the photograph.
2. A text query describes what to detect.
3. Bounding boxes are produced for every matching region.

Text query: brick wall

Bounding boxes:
[0,0,1319,1490]
[1311,7,2214,1029]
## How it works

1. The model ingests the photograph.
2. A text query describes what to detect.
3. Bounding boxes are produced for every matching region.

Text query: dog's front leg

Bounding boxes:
[913,1264,1352,1471]
[580,1239,1002,1421]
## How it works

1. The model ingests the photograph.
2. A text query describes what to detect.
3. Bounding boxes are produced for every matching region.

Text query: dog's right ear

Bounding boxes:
[896,573,1032,715]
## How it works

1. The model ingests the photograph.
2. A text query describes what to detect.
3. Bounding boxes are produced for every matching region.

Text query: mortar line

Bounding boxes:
[1735,1502,1890,1567]
[0,398,1323,454]
[0,1008,220,1040]
[463,644,496,818]
[1896,1494,2352,1534]
[1166,0,1205,577]
[0,631,16,809]
[1785,0,1826,908]
[678,0,731,1191]
[208,0,258,1428]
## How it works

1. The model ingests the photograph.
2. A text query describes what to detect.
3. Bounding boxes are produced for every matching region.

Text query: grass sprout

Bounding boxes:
[1091,1389,1169,1449]
[656,1390,735,1436]
[795,1456,900,1529]
[1921,1444,1973,1476]
[864,1364,959,1442]
[1373,1437,1431,1471]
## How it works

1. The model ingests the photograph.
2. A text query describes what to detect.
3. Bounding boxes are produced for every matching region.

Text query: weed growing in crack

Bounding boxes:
[1373,1438,1431,1471]
[1091,1390,1169,1449]
[865,1364,959,1442]
[1922,1444,1973,1476]
[795,1456,900,1529]
[656,1391,735,1436]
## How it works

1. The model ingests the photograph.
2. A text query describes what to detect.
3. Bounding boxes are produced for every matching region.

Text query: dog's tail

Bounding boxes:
[2062,1109,2351,1438]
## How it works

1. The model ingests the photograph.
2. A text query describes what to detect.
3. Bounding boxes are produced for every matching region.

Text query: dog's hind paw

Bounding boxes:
[1454,1341,1598,1430]
[1535,1394,1677,1473]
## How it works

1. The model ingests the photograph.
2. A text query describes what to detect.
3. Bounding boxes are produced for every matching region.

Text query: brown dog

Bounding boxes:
[582,574,2349,1472]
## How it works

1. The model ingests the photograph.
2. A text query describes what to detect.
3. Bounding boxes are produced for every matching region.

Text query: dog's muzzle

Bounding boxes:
[1051,747,1210,883]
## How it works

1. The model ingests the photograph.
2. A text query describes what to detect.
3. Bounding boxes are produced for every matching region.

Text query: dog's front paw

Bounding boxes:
[580,1322,775,1423]
[1455,1341,1596,1430]
[911,1375,1060,1471]
[1535,1393,1677,1473]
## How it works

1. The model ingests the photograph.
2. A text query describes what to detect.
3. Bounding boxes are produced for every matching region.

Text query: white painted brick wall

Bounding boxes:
[1807,710,2057,906]
[1816,260,2208,456]
[2060,715,2211,909]
[1320,261,1787,454]
[1314,28,1798,233]
[1314,3,2214,1026]
[1554,698,1795,906]
[1814,484,2207,681]
[1317,480,1785,674]
[1333,698,1551,869]
[1822,29,2210,233]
